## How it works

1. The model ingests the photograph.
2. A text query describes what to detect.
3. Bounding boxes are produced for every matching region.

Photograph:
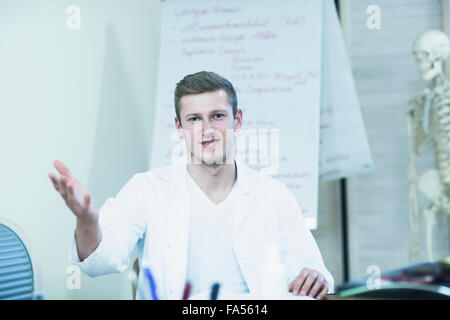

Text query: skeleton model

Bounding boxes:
[407,30,450,263]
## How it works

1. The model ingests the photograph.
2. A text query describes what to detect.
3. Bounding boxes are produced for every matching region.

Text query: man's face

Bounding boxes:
[175,89,242,165]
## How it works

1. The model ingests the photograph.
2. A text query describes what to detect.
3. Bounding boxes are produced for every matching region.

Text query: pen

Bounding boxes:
[144,267,158,300]
[182,281,191,300]
[210,283,220,300]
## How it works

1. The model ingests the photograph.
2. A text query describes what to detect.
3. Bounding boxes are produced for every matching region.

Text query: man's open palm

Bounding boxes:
[48,160,98,225]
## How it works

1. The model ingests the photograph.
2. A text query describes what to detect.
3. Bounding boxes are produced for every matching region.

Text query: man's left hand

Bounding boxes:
[288,267,329,300]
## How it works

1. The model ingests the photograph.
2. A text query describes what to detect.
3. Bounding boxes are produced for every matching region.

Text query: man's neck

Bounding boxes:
[187,159,237,195]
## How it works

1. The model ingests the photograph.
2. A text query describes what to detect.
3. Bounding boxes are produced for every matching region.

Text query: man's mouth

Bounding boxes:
[201,138,216,147]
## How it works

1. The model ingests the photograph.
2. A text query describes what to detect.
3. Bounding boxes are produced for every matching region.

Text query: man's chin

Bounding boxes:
[202,158,224,166]
[190,154,226,166]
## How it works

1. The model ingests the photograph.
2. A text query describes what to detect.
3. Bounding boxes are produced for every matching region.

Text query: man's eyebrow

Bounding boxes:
[209,108,229,114]
[184,113,198,118]
[184,108,229,118]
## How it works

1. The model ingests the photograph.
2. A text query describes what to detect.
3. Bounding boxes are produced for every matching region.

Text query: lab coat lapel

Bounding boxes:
[164,160,191,299]
[232,160,261,295]
[232,159,253,234]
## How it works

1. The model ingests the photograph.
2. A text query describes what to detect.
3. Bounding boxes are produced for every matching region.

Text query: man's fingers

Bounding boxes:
[292,269,309,295]
[299,270,318,296]
[308,274,325,298]
[53,160,72,178]
[317,282,329,300]
[48,173,59,191]
[65,180,92,215]
[83,193,91,210]
[66,181,75,204]
[291,282,301,296]
[290,269,329,299]
[59,175,68,198]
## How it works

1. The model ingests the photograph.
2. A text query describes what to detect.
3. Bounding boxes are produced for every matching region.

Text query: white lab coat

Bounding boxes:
[70,158,334,299]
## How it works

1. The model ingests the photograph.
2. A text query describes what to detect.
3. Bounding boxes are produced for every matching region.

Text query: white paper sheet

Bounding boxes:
[319,0,373,181]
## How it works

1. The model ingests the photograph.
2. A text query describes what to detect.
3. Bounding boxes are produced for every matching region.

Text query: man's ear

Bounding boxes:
[175,116,184,138]
[234,108,243,134]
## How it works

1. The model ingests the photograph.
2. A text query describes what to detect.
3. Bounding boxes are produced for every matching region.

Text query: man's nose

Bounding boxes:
[202,119,214,134]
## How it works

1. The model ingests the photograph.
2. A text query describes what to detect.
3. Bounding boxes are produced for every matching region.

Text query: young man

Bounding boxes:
[49,71,333,300]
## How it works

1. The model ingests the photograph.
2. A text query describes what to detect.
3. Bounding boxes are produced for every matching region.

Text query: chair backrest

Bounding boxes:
[0,223,34,300]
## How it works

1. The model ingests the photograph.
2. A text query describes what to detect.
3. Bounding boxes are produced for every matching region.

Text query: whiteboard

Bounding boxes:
[150,0,323,229]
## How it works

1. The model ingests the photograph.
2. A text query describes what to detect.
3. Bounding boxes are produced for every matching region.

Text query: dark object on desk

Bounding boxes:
[182,281,191,300]
[337,258,450,299]
[210,283,220,300]
[402,258,450,282]
[0,223,36,300]
[144,267,158,300]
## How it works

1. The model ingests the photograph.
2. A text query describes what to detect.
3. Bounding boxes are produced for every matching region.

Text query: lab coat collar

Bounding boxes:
[172,156,252,194]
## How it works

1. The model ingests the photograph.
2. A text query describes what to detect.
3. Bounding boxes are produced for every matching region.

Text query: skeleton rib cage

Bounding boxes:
[411,80,450,187]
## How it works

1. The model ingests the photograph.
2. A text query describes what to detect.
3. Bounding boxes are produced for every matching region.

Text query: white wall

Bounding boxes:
[0,0,162,299]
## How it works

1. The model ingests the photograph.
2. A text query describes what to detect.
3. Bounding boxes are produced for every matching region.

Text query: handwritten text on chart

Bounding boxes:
[167,4,311,100]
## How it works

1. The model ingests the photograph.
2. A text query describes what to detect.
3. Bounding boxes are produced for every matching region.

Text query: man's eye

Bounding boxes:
[189,117,199,122]
[213,114,224,119]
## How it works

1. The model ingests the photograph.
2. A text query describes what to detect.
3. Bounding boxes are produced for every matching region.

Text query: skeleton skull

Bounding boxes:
[413,30,450,81]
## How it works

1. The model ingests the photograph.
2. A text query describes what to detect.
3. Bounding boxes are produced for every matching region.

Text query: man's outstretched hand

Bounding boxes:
[48,160,98,226]
[49,160,101,261]
[289,267,329,300]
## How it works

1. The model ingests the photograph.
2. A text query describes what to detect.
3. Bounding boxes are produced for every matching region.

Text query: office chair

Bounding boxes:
[0,223,36,300]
